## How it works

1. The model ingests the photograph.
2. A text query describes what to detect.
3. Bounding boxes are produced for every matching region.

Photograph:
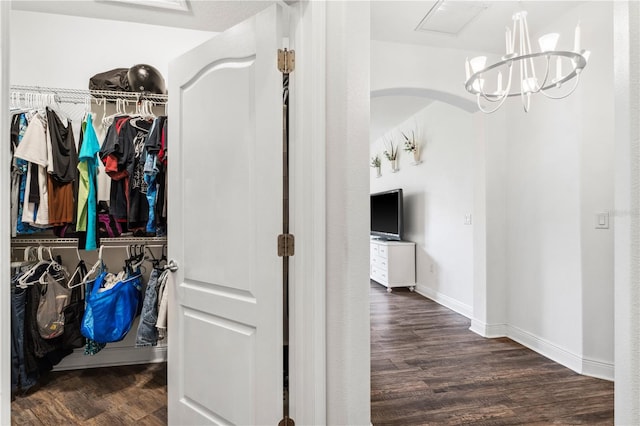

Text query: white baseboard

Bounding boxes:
[506,325,584,377]
[419,295,615,382]
[415,284,473,319]
[469,319,507,338]
[582,357,615,381]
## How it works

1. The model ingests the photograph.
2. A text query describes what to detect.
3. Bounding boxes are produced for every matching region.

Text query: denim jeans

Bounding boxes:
[136,268,159,347]
[144,173,157,234]
[11,278,37,393]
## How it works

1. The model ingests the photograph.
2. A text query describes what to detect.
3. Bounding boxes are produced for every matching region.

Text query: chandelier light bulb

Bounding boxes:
[469,56,487,74]
[497,71,503,94]
[538,33,560,52]
[555,57,562,82]
[472,78,485,92]
[574,21,581,52]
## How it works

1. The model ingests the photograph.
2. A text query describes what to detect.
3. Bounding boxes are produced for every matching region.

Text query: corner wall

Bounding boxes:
[504,1,614,378]
[370,102,475,316]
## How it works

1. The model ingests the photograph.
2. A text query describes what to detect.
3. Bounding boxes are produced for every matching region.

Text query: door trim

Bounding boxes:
[0,1,10,424]
[289,2,327,424]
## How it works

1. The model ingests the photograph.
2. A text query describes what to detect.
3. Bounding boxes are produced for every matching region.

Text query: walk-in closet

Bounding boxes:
[4,1,291,424]
[6,4,214,423]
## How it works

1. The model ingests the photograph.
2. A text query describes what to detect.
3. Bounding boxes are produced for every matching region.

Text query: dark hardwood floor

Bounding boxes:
[12,363,167,425]
[12,284,614,425]
[370,282,614,425]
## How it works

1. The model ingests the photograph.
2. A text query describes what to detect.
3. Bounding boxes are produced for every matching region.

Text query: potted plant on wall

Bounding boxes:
[384,139,399,172]
[371,154,381,178]
[402,130,421,165]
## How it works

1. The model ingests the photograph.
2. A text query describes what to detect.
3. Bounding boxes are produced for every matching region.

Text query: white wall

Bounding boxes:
[326,2,371,425]
[370,102,475,316]
[503,1,614,376]
[9,10,214,89]
[371,1,614,380]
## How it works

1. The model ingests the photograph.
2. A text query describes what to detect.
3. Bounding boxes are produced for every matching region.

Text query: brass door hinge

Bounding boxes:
[278,234,295,257]
[278,48,295,74]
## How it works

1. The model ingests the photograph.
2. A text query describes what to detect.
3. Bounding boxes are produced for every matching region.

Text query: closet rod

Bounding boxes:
[11,237,168,245]
[10,85,168,105]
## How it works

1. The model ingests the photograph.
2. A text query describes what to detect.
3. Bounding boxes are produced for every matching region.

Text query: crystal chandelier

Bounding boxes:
[464,11,591,113]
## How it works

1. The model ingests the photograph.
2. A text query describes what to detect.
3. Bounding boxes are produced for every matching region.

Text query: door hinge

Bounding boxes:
[278,234,295,257]
[278,48,295,74]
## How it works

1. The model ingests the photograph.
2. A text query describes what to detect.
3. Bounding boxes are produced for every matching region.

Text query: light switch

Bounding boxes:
[595,211,609,229]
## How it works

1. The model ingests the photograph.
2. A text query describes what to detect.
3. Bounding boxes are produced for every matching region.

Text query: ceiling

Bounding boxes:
[371,1,584,54]
[370,1,583,142]
[11,0,279,32]
[12,0,584,142]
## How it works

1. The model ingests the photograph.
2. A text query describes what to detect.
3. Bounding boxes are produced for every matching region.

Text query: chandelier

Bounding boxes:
[464,11,590,113]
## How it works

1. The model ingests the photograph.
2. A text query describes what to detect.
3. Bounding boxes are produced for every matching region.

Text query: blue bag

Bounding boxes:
[81,270,143,343]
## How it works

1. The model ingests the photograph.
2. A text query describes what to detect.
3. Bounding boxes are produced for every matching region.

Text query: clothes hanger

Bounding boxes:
[67,247,86,289]
[18,246,50,287]
[10,246,36,269]
[81,245,106,285]
[39,247,68,284]
[102,98,126,129]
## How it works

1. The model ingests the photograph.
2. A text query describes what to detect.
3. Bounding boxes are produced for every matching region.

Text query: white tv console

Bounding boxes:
[370,238,416,292]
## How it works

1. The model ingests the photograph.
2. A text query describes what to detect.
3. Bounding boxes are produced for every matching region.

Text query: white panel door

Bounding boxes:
[167,5,283,425]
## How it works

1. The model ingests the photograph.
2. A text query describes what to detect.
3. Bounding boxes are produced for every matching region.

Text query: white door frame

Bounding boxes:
[0,1,11,424]
[289,1,327,424]
[0,2,329,425]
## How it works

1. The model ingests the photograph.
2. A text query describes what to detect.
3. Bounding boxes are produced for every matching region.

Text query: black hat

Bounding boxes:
[127,64,167,94]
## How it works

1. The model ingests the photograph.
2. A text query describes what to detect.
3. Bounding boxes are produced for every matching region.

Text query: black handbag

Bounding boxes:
[61,261,87,350]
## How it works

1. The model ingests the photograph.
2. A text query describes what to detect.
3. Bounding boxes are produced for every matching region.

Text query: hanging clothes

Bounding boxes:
[77,114,101,251]
[46,108,77,227]
[14,112,50,226]
[10,113,44,236]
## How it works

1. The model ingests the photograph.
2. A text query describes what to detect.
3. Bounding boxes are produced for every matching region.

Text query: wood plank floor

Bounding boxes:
[370,282,614,425]
[12,283,614,425]
[12,363,167,425]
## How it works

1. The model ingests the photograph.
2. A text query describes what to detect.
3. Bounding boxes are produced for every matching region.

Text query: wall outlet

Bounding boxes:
[464,214,472,225]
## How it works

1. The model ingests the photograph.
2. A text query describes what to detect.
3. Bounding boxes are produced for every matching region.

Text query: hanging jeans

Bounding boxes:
[135,268,160,347]
[11,279,38,393]
[144,153,159,234]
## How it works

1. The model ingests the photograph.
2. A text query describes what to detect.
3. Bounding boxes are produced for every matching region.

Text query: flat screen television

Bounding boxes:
[370,188,403,241]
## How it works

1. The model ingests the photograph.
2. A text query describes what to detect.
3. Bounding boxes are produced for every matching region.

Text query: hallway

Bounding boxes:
[370,283,614,425]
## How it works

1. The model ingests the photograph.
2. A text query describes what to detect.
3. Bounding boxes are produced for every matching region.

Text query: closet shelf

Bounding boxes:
[10,85,168,105]
[11,237,168,245]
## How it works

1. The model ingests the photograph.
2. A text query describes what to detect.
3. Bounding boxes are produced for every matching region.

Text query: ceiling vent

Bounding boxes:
[415,1,488,36]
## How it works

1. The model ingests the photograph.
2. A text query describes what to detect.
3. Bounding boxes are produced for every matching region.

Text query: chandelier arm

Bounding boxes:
[476,89,511,114]
[479,62,514,103]
[531,54,552,93]
[477,68,513,113]
[539,72,582,99]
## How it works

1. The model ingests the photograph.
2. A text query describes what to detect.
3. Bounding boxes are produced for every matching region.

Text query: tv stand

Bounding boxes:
[370,239,416,292]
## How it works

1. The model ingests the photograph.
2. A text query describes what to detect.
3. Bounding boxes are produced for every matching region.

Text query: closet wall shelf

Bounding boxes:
[11,237,168,245]
[10,85,168,105]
